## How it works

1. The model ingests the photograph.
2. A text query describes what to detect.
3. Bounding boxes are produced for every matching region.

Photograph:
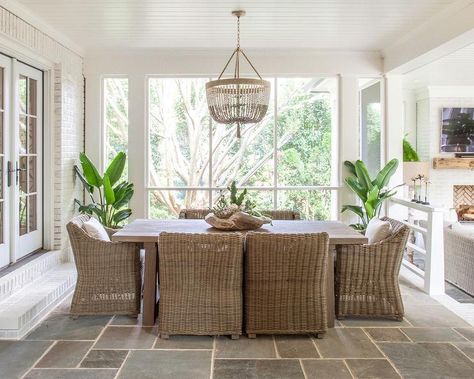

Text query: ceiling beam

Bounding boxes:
[383,0,474,74]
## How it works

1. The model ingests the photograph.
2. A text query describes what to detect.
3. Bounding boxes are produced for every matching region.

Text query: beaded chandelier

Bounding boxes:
[206,10,271,138]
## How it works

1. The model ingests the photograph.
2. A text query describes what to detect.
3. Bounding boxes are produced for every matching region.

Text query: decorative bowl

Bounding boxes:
[205,211,272,231]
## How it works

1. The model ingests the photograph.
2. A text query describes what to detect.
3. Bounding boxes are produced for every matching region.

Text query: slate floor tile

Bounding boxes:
[94,326,156,349]
[80,349,129,368]
[302,359,352,379]
[35,341,93,368]
[0,340,53,378]
[154,335,214,349]
[274,335,319,358]
[110,315,143,326]
[314,328,383,358]
[346,359,401,379]
[454,327,474,341]
[215,335,276,358]
[401,328,468,342]
[213,359,304,379]
[452,342,474,359]
[26,314,110,341]
[339,318,410,327]
[379,342,474,378]
[24,368,117,379]
[117,350,211,379]
[404,303,470,327]
[364,328,410,342]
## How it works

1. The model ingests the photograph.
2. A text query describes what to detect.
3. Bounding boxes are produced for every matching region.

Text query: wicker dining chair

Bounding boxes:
[335,217,410,320]
[244,232,329,338]
[179,208,301,220]
[262,210,301,220]
[157,232,243,339]
[66,215,142,316]
[178,208,212,219]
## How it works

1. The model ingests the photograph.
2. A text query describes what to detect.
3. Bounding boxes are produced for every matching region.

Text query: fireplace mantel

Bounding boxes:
[432,157,474,169]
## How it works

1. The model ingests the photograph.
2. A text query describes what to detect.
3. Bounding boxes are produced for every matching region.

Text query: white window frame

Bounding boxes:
[142,76,341,219]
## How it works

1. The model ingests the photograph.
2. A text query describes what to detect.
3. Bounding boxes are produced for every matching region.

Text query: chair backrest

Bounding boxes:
[379,216,410,248]
[178,208,212,219]
[262,210,301,220]
[245,232,329,333]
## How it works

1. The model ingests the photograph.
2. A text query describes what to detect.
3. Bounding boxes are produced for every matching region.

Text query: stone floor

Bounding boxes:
[1,277,474,379]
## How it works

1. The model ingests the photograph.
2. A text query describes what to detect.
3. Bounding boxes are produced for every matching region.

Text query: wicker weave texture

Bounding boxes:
[67,215,142,316]
[335,217,409,320]
[444,226,474,296]
[244,232,329,335]
[158,233,243,336]
[179,208,300,220]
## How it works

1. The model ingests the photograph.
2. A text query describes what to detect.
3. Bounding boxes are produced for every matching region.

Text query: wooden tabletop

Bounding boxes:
[112,219,367,245]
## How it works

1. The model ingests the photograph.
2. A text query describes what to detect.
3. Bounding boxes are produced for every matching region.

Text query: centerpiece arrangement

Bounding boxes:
[205,181,272,230]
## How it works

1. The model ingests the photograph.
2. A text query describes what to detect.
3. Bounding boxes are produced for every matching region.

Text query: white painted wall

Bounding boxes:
[405,86,474,209]
[84,50,383,220]
[0,5,84,259]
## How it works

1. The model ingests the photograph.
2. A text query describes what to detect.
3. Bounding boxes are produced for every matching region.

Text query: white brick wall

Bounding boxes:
[415,90,474,208]
[0,6,84,259]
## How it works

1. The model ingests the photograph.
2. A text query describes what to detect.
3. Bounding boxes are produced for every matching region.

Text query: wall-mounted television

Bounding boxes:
[441,108,474,153]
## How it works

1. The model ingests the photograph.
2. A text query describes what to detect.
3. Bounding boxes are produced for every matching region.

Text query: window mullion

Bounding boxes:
[273,77,278,210]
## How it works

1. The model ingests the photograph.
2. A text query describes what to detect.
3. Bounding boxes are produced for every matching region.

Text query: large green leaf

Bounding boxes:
[344,161,356,176]
[113,185,134,209]
[354,160,373,191]
[345,177,367,202]
[112,208,132,224]
[103,174,115,205]
[374,158,399,189]
[341,205,364,219]
[79,153,103,187]
[105,152,126,186]
[74,165,94,194]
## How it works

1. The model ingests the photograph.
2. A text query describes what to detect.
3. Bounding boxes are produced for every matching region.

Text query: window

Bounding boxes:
[147,77,338,219]
[103,77,129,178]
[360,79,382,177]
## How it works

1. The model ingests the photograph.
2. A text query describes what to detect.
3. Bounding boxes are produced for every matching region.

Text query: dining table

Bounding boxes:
[112,219,368,327]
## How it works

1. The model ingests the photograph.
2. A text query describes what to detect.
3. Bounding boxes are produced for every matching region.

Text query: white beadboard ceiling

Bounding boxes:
[14,0,458,51]
[404,42,474,89]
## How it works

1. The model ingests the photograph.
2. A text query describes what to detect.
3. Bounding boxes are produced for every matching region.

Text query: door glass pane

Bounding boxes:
[0,157,3,199]
[28,117,36,153]
[19,75,27,114]
[19,156,27,194]
[0,202,3,244]
[0,67,3,109]
[19,196,27,235]
[28,156,36,193]
[19,115,27,154]
[28,195,37,232]
[28,78,37,116]
[0,113,3,154]
[149,190,209,219]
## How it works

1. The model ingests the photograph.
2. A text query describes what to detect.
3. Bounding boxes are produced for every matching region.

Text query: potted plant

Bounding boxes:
[74,152,134,228]
[341,159,401,232]
[205,181,271,230]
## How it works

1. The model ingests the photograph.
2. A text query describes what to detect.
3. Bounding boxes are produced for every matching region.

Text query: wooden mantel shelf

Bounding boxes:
[432,157,474,169]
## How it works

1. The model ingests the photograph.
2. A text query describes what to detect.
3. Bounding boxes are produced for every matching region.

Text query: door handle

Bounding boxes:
[7,161,13,187]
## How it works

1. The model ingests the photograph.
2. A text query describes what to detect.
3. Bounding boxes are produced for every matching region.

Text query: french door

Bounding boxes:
[0,54,43,268]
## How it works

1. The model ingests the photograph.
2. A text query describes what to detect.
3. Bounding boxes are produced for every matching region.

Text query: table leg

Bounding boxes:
[327,245,335,328]
[143,242,158,326]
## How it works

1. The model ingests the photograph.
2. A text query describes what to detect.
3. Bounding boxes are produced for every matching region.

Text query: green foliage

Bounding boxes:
[403,137,420,162]
[341,159,400,231]
[74,152,134,228]
[212,181,264,218]
[443,113,474,136]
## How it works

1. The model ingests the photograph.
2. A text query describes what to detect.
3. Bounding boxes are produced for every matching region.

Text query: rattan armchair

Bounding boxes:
[67,215,142,316]
[335,217,409,320]
[157,232,243,339]
[244,232,329,338]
